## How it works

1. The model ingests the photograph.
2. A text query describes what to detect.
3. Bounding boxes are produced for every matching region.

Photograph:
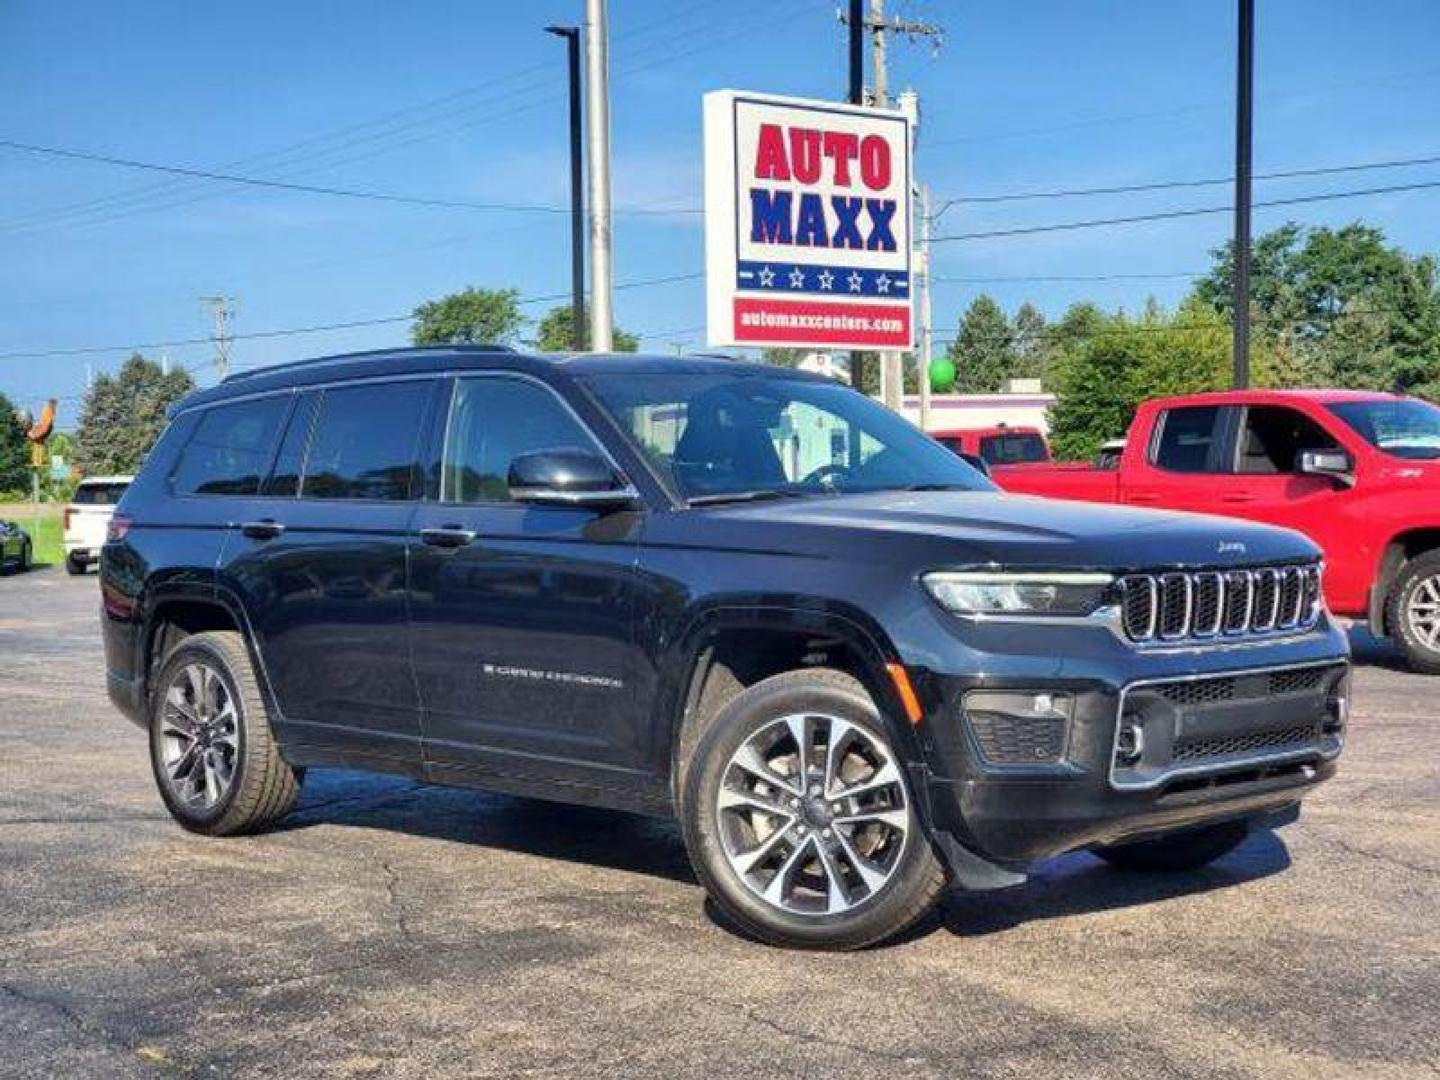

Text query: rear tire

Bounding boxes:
[681,668,945,950]
[149,631,303,836]
[1094,820,1249,872]
[19,541,31,572]
[65,553,86,576]
[1385,550,1440,675]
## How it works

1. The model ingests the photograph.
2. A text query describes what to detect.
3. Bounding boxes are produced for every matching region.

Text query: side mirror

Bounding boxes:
[957,452,991,477]
[1297,449,1355,487]
[508,448,640,510]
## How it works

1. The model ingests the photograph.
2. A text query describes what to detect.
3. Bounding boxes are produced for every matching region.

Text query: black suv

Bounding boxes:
[102,348,1350,949]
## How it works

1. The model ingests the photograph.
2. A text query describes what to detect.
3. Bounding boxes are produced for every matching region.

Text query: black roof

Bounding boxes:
[173,346,827,412]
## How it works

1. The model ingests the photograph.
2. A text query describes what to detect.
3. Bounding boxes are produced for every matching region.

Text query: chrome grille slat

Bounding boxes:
[1116,564,1321,646]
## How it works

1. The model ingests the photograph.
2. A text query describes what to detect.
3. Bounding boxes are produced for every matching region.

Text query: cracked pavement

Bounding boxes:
[2,569,1437,1078]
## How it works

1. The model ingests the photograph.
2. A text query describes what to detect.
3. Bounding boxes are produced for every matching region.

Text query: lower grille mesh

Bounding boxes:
[1173,722,1320,763]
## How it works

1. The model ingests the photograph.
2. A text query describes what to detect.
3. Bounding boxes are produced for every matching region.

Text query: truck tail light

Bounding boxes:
[107,515,133,543]
[64,507,73,532]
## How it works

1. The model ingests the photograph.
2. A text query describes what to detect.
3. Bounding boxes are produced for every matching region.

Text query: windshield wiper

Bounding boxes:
[894,482,976,491]
[687,489,812,507]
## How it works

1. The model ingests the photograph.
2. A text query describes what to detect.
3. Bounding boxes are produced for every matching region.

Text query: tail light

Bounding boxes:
[106,515,133,543]
[63,507,73,532]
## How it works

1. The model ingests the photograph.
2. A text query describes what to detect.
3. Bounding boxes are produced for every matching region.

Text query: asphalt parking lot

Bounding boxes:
[1,568,1437,1079]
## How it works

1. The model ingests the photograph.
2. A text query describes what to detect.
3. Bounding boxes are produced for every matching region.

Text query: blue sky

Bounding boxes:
[3,0,1438,425]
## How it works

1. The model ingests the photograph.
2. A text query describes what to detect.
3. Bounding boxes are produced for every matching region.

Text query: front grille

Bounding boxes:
[1173,722,1320,763]
[1117,564,1321,644]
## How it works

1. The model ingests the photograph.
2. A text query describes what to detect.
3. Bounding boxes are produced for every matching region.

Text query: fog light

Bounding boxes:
[1115,715,1145,766]
[962,690,1073,766]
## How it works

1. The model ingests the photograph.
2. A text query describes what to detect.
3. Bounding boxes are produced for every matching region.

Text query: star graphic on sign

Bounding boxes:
[817,269,835,291]
[757,265,776,288]
[876,273,892,294]
[788,266,806,289]
[847,271,864,293]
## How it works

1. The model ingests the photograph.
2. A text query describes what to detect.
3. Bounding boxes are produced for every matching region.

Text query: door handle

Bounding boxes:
[240,519,285,539]
[1128,493,1160,504]
[420,526,476,548]
[1220,492,1258,503]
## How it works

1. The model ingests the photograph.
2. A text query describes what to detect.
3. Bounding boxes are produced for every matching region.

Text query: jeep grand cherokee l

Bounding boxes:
[101,348,1350,950]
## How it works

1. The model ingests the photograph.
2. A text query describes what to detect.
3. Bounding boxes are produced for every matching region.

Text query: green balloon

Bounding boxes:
[928,357,956,393]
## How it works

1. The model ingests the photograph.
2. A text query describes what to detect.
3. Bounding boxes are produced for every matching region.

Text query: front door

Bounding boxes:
[408,374,646,788]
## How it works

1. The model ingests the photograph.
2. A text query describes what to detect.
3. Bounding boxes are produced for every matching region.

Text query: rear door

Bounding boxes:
[216,378,439,763]
[408,373,646,787]
[1120,404,1239,517]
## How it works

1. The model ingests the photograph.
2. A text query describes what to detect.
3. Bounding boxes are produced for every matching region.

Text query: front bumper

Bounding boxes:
[909,617,1350,868]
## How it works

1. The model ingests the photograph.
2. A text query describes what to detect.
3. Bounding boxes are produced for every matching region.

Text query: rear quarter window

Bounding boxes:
[171,396,290,496]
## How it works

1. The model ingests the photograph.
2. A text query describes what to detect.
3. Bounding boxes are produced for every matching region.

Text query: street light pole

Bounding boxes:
[584,0,614,352]
[1232,0,1255,389]
[546,25,585,351]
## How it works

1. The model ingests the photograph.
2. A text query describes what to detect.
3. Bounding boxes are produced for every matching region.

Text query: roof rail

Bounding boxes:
[221,343,519,384]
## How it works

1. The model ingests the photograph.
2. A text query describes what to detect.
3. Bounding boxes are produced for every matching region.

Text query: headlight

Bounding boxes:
[923,571,1114,617]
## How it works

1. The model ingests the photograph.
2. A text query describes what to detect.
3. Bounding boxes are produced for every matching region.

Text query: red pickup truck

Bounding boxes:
[994,389,1440,672]
[932,425,1052,466]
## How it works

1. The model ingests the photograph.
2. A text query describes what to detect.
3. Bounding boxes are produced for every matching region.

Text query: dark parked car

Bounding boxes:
[1,519,33,573]
[102,348,1350,949]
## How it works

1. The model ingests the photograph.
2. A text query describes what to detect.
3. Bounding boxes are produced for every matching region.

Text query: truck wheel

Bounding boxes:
[681,668,945,950]
[19,541,30,572]
[1386,550,1440,675]
[149,631,303,836]
[65,553,86,576]
[1094,820,1249,872]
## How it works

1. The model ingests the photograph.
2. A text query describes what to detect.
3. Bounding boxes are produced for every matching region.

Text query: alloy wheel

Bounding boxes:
[716,712,909,917]
[159,662,239,810]
[1405,574,1440,653]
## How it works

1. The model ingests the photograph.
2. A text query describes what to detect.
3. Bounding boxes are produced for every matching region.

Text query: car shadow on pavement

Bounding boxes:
[279,768,698,884]
[282,770,1296,945]
[938,828,1292,939]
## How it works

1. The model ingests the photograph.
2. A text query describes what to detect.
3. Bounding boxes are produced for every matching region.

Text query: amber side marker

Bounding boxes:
[886,662,924,726]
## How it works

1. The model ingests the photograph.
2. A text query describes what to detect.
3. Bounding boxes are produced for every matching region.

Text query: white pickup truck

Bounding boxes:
[64,476,132,575]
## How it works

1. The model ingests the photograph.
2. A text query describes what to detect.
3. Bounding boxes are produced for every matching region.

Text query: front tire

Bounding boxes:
[681,668,945,950]
[149,631,303,836]
[1386,550,1440,675]
[1094,820,1249,872]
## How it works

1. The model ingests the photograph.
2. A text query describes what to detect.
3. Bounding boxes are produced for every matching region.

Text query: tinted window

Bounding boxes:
[303,382,429,501]
[172,396,289,496]
[980,433,1049,465]
[584,371,992,499]
[72,482,129,505]
[443,378,602,503]
[1152,407,1221,473]
[263,392,318,497]
[1237,406,1340,474]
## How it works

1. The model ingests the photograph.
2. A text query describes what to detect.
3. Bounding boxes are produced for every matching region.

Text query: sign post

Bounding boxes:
[704,91,914,361]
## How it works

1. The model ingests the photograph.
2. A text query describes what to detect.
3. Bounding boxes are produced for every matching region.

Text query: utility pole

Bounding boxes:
[200,295,233,379]
[918,183,933,433]
[547,25,586,351]
[845,0,867,396]
[1232,0,1254,389]
[584,0,614,352]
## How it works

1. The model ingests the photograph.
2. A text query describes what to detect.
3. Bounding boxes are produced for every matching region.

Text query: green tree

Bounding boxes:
[0,393,29,495]
[533,304,639,352]
[411,287,526,346]
[74,354,195,476]
[948,295,1016,393]
[1011,301,1052,381]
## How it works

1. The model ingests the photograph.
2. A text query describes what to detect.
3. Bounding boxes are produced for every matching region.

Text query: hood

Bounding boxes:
[694,490,1318,571]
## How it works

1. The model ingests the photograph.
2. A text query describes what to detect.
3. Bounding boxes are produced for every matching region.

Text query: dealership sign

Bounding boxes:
[704,90,913,351]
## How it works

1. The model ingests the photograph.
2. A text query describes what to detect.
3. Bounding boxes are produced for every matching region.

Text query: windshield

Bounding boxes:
[582,370,993,502]
[1328,399,1440,460]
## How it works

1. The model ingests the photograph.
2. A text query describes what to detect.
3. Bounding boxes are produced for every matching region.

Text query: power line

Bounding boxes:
[0,272,703,362]
[933,271,1205,284]
[930,177,1440,243]
[935,151,1440,205]
[0,139,698,220]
